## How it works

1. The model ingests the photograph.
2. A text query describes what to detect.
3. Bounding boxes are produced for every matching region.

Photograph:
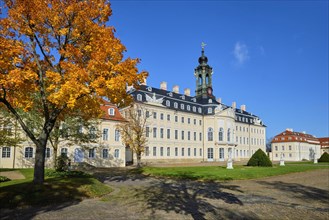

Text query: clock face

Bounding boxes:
[207,87,212,95]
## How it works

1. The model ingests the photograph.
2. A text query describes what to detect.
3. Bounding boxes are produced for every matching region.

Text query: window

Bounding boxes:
[181,104,184,110]
[199,148,202,156]
[61,148,68,156]
[103,128,109,141]
[219,148,224,159]
[167,114,170,121]
[109,108,115,116]
[160,147,164,156]
[181,130,184,140]
[102,149,109,158]
[208,107,212,114]
[193,106,196,112]
[167,129,170,139]
[182,148,185,156]
[114,149,119,158]
[198,107,202,113]
[137,94,142,101]
[153,127,157,138]
[289,145,292,150]
[160,113,164,120]
[89,148,95,158]
[282,146,285,150]
[199,120,202,126]
[219,128,224,141]
[166,100,170,107]
[194,119,196,125]
[25,147,33,158]
[194,148,197,156]
[115,129,120,141]
[174,102,178,108]
[2,147,10,158]
[275,146,278,151]
[153,112,157,119]
[181,117,184,123]
[188,131,190,140]
[160,128,164,138]
[187,105,191,111]
[175,116,178,122]
[194,132,196,141]
[137,109,142,117]
[227,128,231,142]
[207,127,213,141]
[167,147,170,156]
[89,126,96,139]
[188,148,191,156]
[199,132,202,141]
[175,147,178,156]
[146,111,150,118]
[145,147,149,156]
[188,118,190,124]
[45,147,51,158]
[175,130,178,139]
[153,147,156,156]
[146,127,150,137]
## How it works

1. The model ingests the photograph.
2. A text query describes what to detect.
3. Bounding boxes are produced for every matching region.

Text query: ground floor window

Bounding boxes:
[89,148,95,158]
[199,148,202,156]
[175,147,178,156]
[167,147,170,156]
[160,147,164,156]
[219,148,224,159]
[188,148,191,156]
[2,147,10,158]
[182,148,185,156]
[194,148,196,156]
[25,147,33,158]
[114,149,119,158]
[61,148,68,156]
[45,147,51,158]
[153,147,156,156]
[102,149,109,158]
[207,148,214,160]
[145,147,149,156]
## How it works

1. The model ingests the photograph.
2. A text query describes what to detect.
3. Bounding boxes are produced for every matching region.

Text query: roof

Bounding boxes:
[271,129,320,144]
[100,101,126,122]
[318,137,329,148]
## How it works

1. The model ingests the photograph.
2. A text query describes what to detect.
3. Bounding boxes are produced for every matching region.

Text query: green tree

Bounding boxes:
[247,149,272,167]
[318,152,329,162]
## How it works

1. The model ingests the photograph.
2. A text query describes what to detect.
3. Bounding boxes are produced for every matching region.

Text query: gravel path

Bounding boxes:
[1,168,328,220]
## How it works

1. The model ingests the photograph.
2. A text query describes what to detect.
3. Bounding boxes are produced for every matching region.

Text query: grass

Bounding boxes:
[0,169,112,209]
[142,163,329,181]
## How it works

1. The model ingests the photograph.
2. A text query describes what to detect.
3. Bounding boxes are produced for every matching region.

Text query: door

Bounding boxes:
[74,148,84,163]
[207,148,214,161]
[219,148,224,161]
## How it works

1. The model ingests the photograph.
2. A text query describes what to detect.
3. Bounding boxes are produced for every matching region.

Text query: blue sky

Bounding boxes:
[109,0,329,140]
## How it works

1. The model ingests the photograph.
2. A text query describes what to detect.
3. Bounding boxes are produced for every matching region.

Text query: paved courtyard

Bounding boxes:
[1,168,328,220]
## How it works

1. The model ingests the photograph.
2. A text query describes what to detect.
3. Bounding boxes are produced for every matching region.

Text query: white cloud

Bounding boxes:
[233,42,249,65]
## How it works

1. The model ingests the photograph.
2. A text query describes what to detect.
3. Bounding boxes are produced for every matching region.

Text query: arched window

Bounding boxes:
[219,128,224,141]
[205,74,209,84]
[166,100,170,107]
[137,94,142,101]
[208,107,212,114]
[198,107,202,113]
[174,102,178,108]
[193,106,196,112]
[207,127,213,141]
[187,105,191,111]
[227,128,231,142]
[198,75,202,85]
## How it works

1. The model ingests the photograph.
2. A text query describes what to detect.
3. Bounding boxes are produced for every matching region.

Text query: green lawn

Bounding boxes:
[0,169,112,209]
[142,163,329,181]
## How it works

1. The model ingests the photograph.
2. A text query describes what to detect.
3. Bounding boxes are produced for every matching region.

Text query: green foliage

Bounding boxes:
[55,153,70,172]
[247,149,272,167]
[318,152,329,162]
[0,176,11,182]
[45,170,91,178]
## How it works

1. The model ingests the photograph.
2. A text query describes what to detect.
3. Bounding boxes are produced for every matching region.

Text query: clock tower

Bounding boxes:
[194,43,214,99]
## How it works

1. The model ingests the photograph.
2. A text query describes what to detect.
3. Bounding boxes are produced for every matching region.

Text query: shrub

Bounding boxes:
[0,176,11,182]
[318,152,329,162]
[247,149,272,167]
[55,153,70,172]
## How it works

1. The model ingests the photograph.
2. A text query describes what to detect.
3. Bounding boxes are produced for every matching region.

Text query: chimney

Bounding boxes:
[217,98,222,103]
[240,105,246,112]
[184,88,190,96]
[286,128,293,132]
[141,78,147,85]
[232,101,236,109]
[173,85,179,93]
[160,81,167,90]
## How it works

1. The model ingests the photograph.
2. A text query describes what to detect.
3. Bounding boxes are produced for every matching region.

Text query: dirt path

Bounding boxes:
[0,171,25,180]
[1,168,328,220]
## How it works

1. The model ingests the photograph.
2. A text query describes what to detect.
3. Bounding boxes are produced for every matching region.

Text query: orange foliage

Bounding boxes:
[0,0,148,119]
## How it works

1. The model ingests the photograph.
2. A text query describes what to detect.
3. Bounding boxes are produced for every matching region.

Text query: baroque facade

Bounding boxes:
[124,47,266,164]
[270,129,322,161]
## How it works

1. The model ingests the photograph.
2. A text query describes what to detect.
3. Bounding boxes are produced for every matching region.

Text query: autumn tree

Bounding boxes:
[0,0,147,184]
[118,104,148,168]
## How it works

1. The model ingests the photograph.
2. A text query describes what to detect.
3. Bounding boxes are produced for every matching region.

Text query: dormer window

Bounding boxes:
[187,105,191,111]
[198,107,202,113]
[181,95,185,100]
[166,100,170,107]
[208,99,212,103]
[137,94,142,101]
[174,102,178,108]
[192,98,196,102]
[168,92,173,97]
[147,87,152,92]
[109,108,115,116]
[181,104,184,110]
[193,106,196,112]
[208,107,212,114]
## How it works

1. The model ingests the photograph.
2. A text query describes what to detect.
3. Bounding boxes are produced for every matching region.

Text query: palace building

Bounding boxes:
[0,46,267,168]
[124,46,267,164]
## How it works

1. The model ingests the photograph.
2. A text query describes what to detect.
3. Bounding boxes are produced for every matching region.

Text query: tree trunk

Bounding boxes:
[33,138,47,184]
[136,153,141,168]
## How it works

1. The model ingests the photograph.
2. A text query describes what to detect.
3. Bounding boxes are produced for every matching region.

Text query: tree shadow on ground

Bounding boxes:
[0,177,95,220]
[91,167,148,183]
[134,179,258,220]
[256,181,329,203]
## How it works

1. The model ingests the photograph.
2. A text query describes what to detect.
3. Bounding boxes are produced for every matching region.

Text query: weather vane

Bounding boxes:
[201,42,207,50]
